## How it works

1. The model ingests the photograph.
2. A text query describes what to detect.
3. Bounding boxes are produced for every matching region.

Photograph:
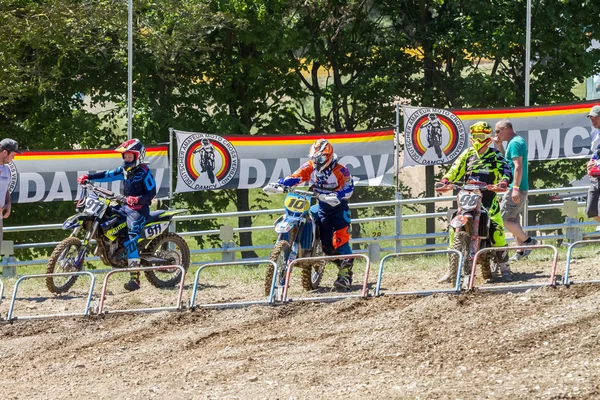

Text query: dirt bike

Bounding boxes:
[45,182,190,294]
[262,183,328,298]
[427,124,443,159]
[197,148,216,184]
[436,179,506,283]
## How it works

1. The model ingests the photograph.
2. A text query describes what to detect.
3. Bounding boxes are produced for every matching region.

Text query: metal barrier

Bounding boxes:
[5,271,96,321]
[281,254,371,303]
[467,245,559,290]
[2,184,595,269]
[563,239,600,285]
[189,260,277,309]
[375,250,464,296]
[96,265,186,315]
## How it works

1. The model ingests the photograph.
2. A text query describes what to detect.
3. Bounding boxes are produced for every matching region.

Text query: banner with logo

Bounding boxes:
[402,101,599,166]
[174,129,395,192]
[8,145,170,203]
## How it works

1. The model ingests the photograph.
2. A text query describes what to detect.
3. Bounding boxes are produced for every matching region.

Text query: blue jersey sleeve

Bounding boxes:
[88,166,125,182]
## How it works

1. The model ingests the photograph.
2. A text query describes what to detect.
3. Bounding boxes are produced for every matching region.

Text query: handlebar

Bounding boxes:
[262,183,317,198]
[435,181,508,193]
[81,182,126,204]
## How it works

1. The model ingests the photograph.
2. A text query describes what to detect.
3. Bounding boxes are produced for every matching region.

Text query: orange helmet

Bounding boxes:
[469,121,493,152]
[309,139,334,172]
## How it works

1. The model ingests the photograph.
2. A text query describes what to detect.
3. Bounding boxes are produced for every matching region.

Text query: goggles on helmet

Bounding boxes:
[312,154,328,164]
[471,133,491,141]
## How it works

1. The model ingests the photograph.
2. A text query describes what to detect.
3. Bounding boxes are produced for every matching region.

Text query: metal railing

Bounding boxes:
[1,185,597,273]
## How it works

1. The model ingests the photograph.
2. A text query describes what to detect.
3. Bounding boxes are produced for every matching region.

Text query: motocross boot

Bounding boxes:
[124,259,141,291]
[333,259,353,291]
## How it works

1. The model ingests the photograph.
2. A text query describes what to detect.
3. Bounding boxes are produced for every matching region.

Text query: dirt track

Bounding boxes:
[1,275,600,399]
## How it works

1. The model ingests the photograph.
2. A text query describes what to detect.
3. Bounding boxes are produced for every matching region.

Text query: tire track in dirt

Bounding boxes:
[2,284,600,399]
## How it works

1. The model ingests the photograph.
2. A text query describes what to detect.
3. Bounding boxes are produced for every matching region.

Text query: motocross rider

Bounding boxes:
[78,139,157,291]
[196,138,215,173]
[278,138,355,290]
[435,121,513,283]
[423,113,442,149]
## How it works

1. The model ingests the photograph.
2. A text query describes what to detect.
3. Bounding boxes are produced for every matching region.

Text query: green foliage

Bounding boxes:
[2,0,600,257]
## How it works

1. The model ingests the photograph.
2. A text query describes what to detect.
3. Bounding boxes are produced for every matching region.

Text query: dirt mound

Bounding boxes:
[1,283,600,399]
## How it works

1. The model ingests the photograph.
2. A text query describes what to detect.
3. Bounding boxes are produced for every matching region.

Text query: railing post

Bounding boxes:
[395,191,403,253]
[1,241,16,278]
[563,200,582,243]
[219,225,236,262]
[368,242,381,264]
[523,193,529,230]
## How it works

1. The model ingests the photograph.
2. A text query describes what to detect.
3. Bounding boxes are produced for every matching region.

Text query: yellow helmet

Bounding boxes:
[469,121,493,151]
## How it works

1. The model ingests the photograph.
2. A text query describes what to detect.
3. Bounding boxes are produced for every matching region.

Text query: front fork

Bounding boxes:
[72,220,100,267]
[451,222,481,268]
[276,230,300,286]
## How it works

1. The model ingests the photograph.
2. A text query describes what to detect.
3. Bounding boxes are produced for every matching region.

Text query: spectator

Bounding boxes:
[585,105,600,226]
[493,119,537,261]
[0,139,21,249]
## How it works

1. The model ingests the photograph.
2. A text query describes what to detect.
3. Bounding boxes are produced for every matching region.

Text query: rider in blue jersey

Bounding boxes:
[78,139,157,291]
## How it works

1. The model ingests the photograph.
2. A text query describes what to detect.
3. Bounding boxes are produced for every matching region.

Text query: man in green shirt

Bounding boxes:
[493,119,537,263]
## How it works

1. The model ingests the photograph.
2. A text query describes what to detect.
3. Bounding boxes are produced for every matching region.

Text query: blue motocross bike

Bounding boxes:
[262,183,326,298]
[45,182,190,293]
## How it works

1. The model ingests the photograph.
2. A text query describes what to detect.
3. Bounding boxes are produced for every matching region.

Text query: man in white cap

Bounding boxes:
[0,138,22,246]
[585,105,600,227]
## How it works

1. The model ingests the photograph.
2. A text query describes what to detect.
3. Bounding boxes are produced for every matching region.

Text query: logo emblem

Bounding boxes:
[8,161,18,194]
[404,108,467,165]
[178,134,239,190]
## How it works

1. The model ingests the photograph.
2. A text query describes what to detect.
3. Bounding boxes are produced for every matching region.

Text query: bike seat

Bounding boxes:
[147,210,167,223]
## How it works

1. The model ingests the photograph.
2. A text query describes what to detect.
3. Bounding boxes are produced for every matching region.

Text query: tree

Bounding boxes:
[0,0,128,257]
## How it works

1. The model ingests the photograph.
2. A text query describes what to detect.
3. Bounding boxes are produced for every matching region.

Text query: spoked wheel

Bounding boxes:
[434,143,443,159]
[265,240,291,297]
[143,232,190,288]
[46,237,84,294]
[449,230,471,283]
[480,251,498,280]
[301,240,325,291]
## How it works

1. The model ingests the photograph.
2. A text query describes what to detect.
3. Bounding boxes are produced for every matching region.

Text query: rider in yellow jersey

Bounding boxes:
[436,121,513,283]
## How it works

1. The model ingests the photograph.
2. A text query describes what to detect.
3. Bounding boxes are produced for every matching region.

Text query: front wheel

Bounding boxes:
[265,240,291,296]
[206,168,215,184]
[143,232,190,288]
[46,237,85,294]
[449,230,471,282]
[434,143,443,159]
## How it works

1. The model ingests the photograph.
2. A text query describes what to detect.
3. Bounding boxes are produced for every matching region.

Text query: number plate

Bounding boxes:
[284,193,309,213]
[84,197,107,215]
[457,190,481,211]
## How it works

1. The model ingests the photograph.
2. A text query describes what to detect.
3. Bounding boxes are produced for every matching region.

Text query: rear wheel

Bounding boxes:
[264,240,291,296]
[46,237,84,294]
[479,251,498,280]
[143,232,190,288]
[301,240,325,291]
